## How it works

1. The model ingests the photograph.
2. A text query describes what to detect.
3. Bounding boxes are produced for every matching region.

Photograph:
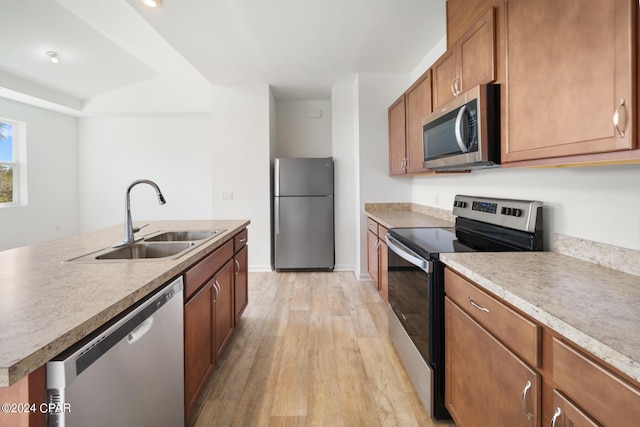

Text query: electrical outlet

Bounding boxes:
[221,191,233,200]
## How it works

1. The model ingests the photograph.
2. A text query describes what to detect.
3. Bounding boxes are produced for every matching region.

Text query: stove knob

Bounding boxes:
[504,207,512,215]
[459,201,467,208]
[512,208,522,217]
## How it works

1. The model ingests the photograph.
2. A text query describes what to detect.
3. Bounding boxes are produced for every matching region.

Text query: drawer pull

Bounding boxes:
[469,297,490,313]
[550,407,561,427]
[235,259,240,275]
[521,380,533,421]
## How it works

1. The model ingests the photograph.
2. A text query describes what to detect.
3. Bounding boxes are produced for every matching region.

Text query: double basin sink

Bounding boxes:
[67,230,226,262]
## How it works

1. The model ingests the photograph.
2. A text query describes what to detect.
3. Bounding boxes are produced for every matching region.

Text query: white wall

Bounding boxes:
[355,73,414,278]
[0,97,78,250]
[77,115,214,233]
[412,165,640,251]
[275,100,332,158]
[211,85,272,271]
[331,82,358,271]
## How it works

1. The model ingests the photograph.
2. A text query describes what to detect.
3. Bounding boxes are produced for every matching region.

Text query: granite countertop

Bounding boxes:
[441,252,640,384]
[365,203,454,229]
[0,219,249,387]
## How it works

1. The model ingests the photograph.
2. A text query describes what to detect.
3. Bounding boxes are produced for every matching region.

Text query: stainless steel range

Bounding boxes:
[385,195,543,419]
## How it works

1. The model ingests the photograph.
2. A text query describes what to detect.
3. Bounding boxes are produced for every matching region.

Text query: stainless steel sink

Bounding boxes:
[143,230,223,242]
[95,242,196,260]
[65,229,226,263]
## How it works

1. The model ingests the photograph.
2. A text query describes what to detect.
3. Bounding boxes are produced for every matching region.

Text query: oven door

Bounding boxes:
[386,235,433,363]
[386,234,449,420]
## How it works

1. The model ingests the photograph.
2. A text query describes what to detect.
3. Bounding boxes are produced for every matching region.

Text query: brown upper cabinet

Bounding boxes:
[388,95,407,175]
[388,69,434,176]
[433,7,497,109]
[502,0,637,165]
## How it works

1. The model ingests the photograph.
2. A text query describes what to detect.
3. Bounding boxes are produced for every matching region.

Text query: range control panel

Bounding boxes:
[452,195,543,232]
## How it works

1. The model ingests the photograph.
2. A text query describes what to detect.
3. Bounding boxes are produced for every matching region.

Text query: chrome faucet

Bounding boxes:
[117,179,166,247]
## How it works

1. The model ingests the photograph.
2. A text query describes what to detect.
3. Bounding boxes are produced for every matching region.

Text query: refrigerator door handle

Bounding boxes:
[275,197,280,235]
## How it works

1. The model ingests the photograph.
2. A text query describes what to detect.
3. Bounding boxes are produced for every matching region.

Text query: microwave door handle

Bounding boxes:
[385,234,433,273]
[454,105,469,153]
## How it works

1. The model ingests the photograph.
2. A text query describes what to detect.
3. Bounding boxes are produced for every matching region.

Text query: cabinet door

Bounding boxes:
[550,390,600,427]
[405,70,433,174]
[503,0,635,163]
[432,49,457,109]
[184,283,214,417]
[445,297,540,427]
[234,245,248,323]
[388,95,407,175]
[458,7,496,93]
[213,260,234,362]
[367,230,379,290]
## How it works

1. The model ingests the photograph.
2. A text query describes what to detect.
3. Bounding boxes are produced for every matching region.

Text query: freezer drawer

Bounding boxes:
[274,196,334,270]
[274,157,333,196]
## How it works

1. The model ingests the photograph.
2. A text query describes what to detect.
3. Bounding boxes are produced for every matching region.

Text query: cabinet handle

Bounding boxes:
[239,238,247,243]
[450,79,457,97]
[613,99,627,138]
[521,380,533,421]
[468,297,490,313]
[550,407,561,427]
[453,77,461,96]
[235,259,240,275]
[213,281,220,301]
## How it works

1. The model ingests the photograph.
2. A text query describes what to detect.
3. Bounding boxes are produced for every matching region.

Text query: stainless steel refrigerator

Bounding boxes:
[274,157,334,271]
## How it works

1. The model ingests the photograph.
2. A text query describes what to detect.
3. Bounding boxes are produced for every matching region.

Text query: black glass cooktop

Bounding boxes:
[389,225,531,260]
[389,227,472,259]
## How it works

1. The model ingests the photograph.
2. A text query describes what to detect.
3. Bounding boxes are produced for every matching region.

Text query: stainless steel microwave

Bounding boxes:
[422,84,500,171]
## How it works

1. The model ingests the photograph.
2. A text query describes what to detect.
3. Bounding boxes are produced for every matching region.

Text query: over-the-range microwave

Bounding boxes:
[422,84,500,171]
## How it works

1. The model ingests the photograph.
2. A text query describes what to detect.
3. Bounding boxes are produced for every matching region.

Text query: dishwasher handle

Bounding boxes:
[127,316,154,344]
[386,234,433,273]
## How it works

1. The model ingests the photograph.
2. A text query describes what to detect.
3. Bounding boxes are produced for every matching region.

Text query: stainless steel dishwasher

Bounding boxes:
[46,277,184,427]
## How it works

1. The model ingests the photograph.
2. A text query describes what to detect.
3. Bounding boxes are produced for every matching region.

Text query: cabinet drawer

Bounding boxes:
[553,338,640,426]
[184,240,233,300]
[445,268,540,367]
[234,229,248,252]
[378,225,388,238]
[367,218,379,234]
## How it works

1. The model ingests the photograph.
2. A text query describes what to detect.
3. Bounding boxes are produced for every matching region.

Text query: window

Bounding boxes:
[0,118,26,206]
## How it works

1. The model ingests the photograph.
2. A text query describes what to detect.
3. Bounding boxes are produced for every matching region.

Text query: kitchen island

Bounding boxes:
[0,219,249,388]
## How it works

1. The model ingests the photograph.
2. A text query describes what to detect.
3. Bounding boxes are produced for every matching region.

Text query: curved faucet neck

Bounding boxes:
[122,179,166,246]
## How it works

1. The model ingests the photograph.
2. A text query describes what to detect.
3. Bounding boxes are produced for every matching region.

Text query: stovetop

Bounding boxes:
[388,227,474,260]
[388,195,544,259]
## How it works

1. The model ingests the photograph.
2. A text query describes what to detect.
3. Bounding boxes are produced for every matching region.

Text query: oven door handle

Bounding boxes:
[385,234,433,273]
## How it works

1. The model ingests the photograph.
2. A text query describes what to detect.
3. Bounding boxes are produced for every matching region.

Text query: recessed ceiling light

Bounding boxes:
[143,0,160,7]
[46,51,59,64]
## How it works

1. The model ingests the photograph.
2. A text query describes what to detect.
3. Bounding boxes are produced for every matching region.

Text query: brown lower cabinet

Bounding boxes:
[366,217,388,303]
[184,280,215,417]
[183,230,248,421]
[233,230,249,323]
[445,296,540,426]
[445,267,640,427]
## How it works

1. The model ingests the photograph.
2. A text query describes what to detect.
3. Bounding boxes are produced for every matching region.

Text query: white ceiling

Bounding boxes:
[0,0,445,106]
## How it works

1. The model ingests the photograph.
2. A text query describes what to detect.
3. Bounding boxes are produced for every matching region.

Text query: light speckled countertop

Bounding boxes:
[0,220,249,387]
[441,252,640,384]
[365,203,454,229]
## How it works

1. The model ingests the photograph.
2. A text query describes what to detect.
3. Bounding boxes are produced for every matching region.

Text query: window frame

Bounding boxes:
[0,118,27,207]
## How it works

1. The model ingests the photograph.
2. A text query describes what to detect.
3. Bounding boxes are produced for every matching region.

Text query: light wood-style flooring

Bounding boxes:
[189,271,455,427]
